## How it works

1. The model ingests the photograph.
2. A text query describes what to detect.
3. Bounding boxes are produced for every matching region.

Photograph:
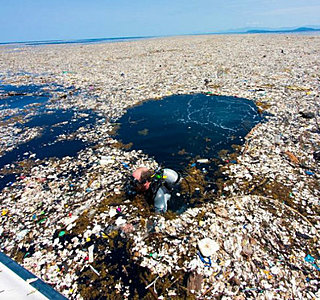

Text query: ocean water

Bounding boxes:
[0,85,50,109]
[0,36,151,46]
[116,93,265,172]
[0,85,98,190]
[0,109,96,169]
[1,29,319,47]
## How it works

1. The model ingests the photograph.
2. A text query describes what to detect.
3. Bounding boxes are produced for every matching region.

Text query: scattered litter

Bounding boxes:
[89,265,100,276]
[305,170,314,176]
[198,251,212,267]
[100,156,115,165]
[16,229,29,240]
[0,34,319,300]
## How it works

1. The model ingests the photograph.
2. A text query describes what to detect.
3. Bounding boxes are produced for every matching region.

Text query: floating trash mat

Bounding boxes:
[0,109,95,167]
[116,93,265,170]
[0,85,98,190]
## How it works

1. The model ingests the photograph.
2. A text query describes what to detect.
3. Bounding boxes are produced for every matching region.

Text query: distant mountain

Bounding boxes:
[245,27,320,34]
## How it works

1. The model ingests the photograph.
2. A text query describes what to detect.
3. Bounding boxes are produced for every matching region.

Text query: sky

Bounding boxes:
[0,0,320,42]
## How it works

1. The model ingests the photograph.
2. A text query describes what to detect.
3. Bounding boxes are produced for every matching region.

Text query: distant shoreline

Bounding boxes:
[0,36,152,47]
[1,26,320,46]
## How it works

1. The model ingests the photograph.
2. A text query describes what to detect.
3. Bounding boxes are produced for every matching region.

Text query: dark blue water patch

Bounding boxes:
[0,84,55,110]
[0,95,49,109]
[116,94,265,171]
[0,84,78,110]
[33,139,88,160]
[0,84,45,94]
[0,84,100,191]
[0,113,97,191]
[23,110,75,127]
[0,174,16,190]
[0,109,96,169]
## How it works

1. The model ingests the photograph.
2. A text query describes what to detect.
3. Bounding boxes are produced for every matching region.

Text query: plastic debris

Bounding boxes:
[88,245,94,263]
[16,229,29,240]
[197,159,209,164]
[304,255,320,271]
[284,151,299,164]
[89,265,100,276]
[305,170,314,176]
[198,238,220,257]
[121,162,130,169]
[198,251,212,267]
[0,34,319,300]
[100,156,115,165]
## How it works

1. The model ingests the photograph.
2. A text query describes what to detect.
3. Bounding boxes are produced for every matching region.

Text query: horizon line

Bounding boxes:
[1,25,320,45]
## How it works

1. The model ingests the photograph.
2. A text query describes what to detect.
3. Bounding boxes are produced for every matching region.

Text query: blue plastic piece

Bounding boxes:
[122,162,130,169]
[198,251,211,267]
[305,254,315,263]
[305,254,320,271]
[305,171,314,176]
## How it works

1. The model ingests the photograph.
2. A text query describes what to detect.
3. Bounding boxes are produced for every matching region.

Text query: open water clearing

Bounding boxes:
[117,93,264,170]
[0,84,99,190]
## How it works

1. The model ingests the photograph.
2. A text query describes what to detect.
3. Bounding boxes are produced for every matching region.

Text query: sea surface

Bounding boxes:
[0,36,151,47]
[116,93,265,172]
[1,30,319,47]
[0,84,98,190]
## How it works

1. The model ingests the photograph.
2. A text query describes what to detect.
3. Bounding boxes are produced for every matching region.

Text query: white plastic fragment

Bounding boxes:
[26,278,38,284]
[16,229,29,241]
[88,245,94,263]
[197,159,209,164]
[115,217,126,226]
[198,238,220,257]
[89,265,100,276]
[109,208,117,218]
[100,156,115,165]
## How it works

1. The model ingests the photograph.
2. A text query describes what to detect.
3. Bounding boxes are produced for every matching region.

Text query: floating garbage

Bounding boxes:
[305,254,320,271]
[16,229,29,241]
[0,34,319,300]
[99,155,115,165]
[88,245,94,263]
[197,158,210,164]
[198,238,220,257]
